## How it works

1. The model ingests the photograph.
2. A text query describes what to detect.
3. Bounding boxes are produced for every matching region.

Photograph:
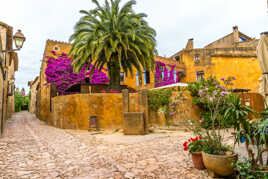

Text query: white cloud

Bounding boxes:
[0,0,267,92]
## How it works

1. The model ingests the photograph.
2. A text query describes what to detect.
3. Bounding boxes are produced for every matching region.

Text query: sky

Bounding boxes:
[0,0,267,92]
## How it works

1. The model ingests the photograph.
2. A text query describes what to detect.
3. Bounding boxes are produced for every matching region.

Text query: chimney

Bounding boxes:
[233,26,239,43]
[185,38,194,49]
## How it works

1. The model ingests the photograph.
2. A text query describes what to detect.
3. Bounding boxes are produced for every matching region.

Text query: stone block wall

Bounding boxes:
[48,90,202,131]
[51,94,123,130]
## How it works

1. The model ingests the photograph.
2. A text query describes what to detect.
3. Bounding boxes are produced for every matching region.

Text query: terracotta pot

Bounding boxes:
[191,152,205,170]
[202,152,238,176]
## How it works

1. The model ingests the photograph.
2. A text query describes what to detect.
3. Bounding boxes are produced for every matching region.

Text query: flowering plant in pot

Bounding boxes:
[183,136,206,169]
[188,77,241,177]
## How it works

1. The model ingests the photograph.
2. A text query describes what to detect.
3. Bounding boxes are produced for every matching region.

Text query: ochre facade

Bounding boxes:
[171,26,261,92]
[51,94,123,129]
[28,76,40,114]
[0,21,18,135]
[37,40,185,123]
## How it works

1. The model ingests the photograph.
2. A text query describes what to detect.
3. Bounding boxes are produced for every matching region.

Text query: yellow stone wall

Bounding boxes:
[0,22,16,135]
[181,52,261,92]
[51,94,123,130]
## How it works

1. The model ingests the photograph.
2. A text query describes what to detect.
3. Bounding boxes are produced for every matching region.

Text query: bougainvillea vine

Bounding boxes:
[45,51,109,95]
[155,61,183,87]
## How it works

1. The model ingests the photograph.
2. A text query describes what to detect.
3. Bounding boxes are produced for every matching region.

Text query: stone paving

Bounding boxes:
[0,112,210,179]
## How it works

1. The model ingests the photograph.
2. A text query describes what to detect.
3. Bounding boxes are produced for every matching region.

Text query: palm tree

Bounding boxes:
[69,0,157,90]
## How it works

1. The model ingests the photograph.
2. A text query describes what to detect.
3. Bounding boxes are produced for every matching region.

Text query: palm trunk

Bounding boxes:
[108,60,121,91]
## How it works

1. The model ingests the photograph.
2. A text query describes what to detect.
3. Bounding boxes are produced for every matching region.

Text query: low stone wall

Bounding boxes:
[149,91,201,127]
[49,90,202,130]
[48,91,265,131]
[51,94,123,130]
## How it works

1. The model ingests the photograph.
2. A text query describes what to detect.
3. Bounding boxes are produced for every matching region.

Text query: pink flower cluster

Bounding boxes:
[45,52,109,95]
[155,61,183,87]
[198,84,229,103]
[20,91,25,96]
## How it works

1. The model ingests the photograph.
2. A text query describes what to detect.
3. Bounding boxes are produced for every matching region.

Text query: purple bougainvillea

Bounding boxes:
[45,52,184,94]
[155,61,183,87]
[45,51,109,95]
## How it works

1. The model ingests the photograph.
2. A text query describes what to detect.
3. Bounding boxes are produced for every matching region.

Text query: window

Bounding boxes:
[239,36,247,42]
[174,71,177,82]
[158,65,164,79]
[143,71,150,85]
[175,56,181,63]
[136,72,139,86]
[167,68,170,78]
[120,72,125,82]
[196,71,204,81]
[53,45,60,52]
[194,55,200,64]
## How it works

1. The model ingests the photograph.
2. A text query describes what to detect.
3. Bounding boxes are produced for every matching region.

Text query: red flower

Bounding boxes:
[191,137,198,141]
[183,141,188,147]
[184,146,188,151]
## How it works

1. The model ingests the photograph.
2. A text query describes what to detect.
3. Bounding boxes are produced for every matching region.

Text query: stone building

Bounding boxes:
[171,26,261,92]
[28,76,39,114]
[36,39,186,122]
[7,52,18,118]
[34,26,263,130]
[0,21,19,135]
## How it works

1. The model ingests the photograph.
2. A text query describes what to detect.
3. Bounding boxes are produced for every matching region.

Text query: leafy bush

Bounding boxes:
[148,89,173,125]
[188,77,233,129]
[188,77,220,109]
[15,88,29,112]
[234,158,268,178]
[200,112,220,129]
[202,139,231,155]
[224,94,253,130]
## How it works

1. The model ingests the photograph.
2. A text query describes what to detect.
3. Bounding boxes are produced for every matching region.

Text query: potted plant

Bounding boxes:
[232,109,268,178]
[190,77,239,177]
[183,136,205,169]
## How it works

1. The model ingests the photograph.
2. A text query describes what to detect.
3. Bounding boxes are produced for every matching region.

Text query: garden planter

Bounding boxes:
[191,152,205,170]
[202,152,238,176]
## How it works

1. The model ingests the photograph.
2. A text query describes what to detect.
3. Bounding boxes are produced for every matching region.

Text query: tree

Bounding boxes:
[69,0,157,90]
[14,88,26,112]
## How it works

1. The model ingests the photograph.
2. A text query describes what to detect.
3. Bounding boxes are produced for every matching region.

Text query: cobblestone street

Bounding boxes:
[0,112,208,179]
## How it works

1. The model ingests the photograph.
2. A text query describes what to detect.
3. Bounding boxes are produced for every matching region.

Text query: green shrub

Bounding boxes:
[148,89,173,125]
